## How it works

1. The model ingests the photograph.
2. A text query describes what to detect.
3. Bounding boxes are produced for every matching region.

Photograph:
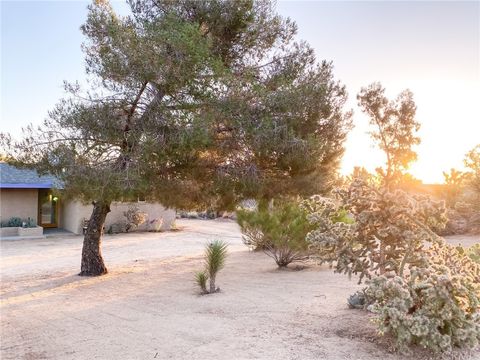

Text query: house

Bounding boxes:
[0,163,176,236]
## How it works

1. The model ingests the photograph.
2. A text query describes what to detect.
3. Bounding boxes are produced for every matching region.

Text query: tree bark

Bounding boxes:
[79,201,111,276]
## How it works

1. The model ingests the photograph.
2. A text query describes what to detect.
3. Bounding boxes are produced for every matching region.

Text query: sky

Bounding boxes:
[1,0,479,183]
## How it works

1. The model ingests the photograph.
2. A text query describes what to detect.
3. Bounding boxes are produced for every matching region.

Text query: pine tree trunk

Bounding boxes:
[79,201,110,276]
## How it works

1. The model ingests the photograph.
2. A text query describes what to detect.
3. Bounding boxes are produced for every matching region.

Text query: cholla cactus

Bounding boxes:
[303,179,447,283]
[304,180,480,353]
[365,242,480,353]
[465,244,480,264]
[302,195,357,271]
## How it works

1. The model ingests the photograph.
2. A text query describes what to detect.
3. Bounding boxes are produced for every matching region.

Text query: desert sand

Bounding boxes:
[1,219,479,360]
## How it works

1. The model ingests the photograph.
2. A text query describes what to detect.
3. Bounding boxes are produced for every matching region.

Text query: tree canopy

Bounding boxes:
[3,0,351,210]
[357,82,419,188]
[0,0,352,275]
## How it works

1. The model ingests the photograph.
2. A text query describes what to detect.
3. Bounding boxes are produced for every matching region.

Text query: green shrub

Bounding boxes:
[237,200,314,267]
[195,271,209,294]
[239,225,265,251]
[24,217,36,228]
[365,242,480,353]
[1,217,31,228]
[195,240,228,294]
[7,217,23,227]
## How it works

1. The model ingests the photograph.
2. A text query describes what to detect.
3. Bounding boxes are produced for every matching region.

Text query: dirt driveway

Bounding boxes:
[1,219,478,360]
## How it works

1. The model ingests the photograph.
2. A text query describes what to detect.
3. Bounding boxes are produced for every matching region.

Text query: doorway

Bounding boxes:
[38,189,59,228]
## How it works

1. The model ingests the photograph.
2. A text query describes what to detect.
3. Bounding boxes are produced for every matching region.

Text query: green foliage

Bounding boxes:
[0,0,352,274]
[365,242,480,353]
[195,271,209,294]
[1,0,352,210]
[195,240,228,294]
[5,217,22,227]
[237,200,314,267]
[236,206,268,251]
[0,217,34,228]
[24,217,36,228]
[206,240,228,280]
[237,222,265,251]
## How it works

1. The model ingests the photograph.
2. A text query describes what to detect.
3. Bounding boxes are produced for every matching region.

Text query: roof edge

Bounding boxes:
[0,183,56,189]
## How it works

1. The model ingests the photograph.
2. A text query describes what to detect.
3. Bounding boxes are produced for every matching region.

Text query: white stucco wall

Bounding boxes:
[62,200,176,234]
[0,189,38,224]
[60,200,93,234]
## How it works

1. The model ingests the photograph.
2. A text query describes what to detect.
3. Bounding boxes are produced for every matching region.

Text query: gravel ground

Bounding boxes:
[1,219,479,360]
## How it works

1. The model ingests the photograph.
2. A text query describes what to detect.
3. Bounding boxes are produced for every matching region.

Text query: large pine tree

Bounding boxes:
[1,0,351,275]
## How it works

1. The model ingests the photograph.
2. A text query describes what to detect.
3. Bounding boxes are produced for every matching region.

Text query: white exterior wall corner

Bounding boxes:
[62,200,176,235]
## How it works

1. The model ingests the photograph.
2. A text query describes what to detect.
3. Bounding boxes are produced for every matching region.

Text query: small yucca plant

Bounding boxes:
[195,271,209,294]
[195,240,228,294]
[206,240,228,293]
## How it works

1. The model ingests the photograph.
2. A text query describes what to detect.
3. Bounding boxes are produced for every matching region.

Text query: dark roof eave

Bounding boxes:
[0,183,63,189]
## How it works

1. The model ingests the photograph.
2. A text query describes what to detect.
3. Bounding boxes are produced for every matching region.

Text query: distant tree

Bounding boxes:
[345,166,422,192]
[396,172,423,192]
[0,0,351,276]
[347,166,376,184]
[442,168,468,207]
[357,82,420,188]
[464,145,480,201]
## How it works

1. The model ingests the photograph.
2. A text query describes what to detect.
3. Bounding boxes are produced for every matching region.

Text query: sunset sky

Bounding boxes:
[1,0,479,183]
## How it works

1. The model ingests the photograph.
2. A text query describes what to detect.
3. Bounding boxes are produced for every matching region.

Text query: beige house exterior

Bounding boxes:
[1,188,39,223]
[0,163,175,237]
[60,200,175,234]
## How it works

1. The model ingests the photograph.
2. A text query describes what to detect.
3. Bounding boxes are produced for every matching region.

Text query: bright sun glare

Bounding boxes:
[340,80,479,184]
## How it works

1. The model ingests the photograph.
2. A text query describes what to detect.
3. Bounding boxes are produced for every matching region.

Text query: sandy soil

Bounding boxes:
[1,219,479,360]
